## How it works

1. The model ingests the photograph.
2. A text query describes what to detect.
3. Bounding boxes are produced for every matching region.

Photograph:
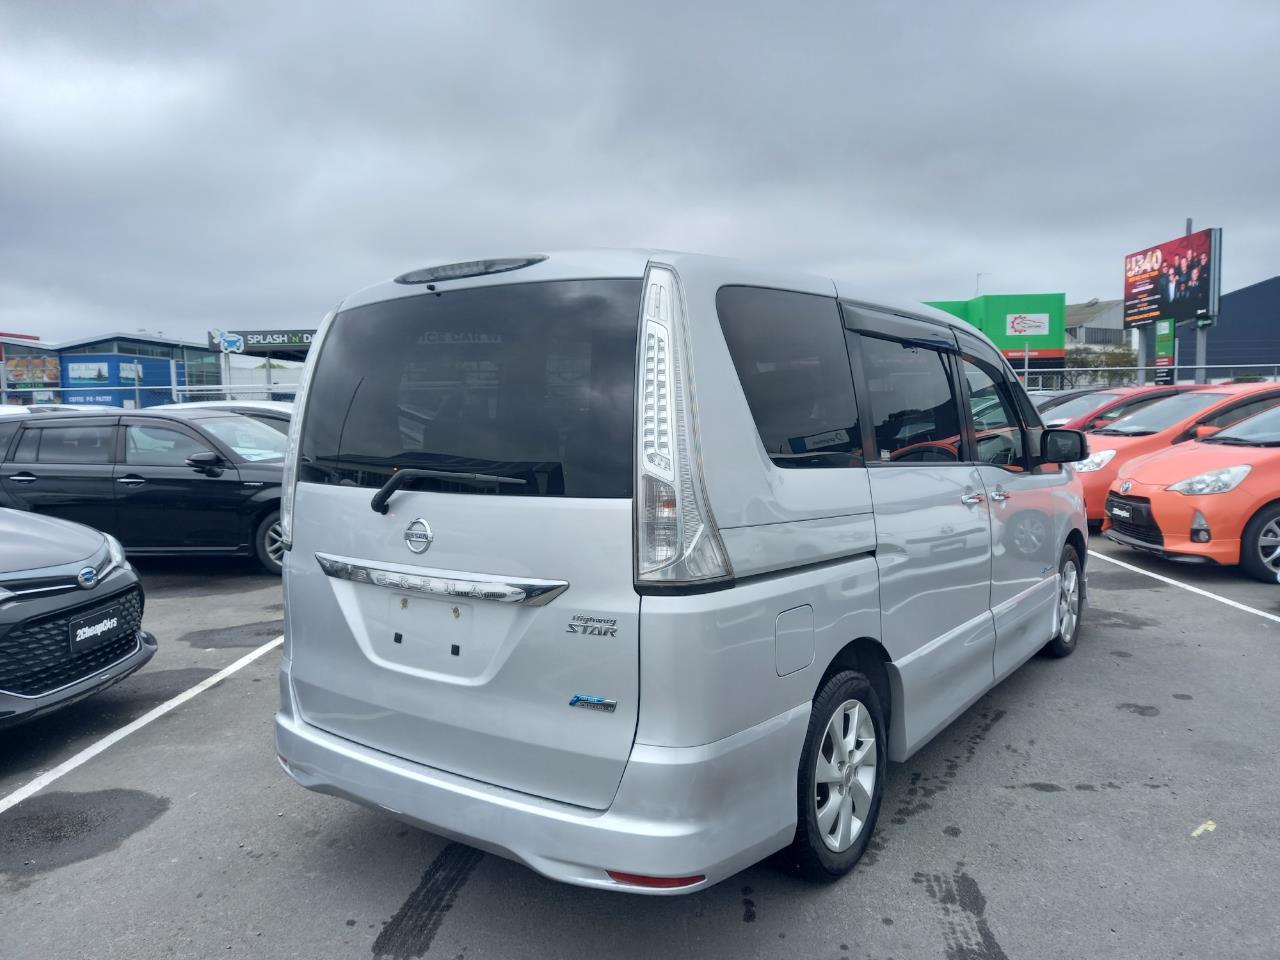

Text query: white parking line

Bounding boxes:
[1089,550,1280,626]
[0,635,282,816]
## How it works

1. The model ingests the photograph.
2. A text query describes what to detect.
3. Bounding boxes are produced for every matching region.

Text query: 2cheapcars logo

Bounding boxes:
[565,615,618,637]
[75,616,119,643]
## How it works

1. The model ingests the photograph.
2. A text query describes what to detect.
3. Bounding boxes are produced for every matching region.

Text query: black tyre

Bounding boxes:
[254,510,284,575]
[786,670,887,882]
[1041,543,1082,658]
[1240,503,1280,583]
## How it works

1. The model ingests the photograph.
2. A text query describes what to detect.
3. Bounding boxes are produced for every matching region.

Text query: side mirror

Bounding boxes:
[185,450,224,474]
[1193,423,1222,439]
[1041,428,1087,464]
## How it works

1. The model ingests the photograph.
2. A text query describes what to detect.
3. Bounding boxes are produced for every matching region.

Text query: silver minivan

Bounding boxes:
[275,251,1088,893]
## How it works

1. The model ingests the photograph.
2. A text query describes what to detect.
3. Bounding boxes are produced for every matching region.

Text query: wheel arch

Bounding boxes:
[1065,526,1087,599]
[1241,496,1280,563]
[815,637,893,753]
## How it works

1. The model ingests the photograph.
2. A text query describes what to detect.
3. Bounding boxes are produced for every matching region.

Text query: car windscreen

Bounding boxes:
[1041,390,1117,425]
[1208,404,1280,444]
[201,416,289,461]
[1094,391,1225,435]
[298,278,641,497]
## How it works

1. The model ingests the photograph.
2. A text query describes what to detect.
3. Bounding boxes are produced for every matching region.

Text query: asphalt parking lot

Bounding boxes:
[3,539,1278,960]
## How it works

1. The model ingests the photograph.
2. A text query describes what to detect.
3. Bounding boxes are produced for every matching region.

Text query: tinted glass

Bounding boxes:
[250,414,291,435]
[14,429,38,462]
[1201,395,1280,429]
[717,287,861,467]
[962,357,1026,469]
[126,424,210,466]
[202,416,288,461]
[0,421,18,459]
[299,279,641,497]
[1213,404,1280,443]
[857,335,963,462]
[37,425,115,463]
[1040,390,1117,425]
[1099,391,1226,434]
[1094,393,1164,425]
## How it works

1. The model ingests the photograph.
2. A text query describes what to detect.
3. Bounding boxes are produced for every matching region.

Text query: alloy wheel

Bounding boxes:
[265,521,286,565]
[1059,561,1080,643]
[814,699,877,852]
[1258,519,1280,573]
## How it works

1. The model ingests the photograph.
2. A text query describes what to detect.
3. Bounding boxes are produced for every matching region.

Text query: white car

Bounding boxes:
[152,400,292,434]
[276,251,1089,894]
[0,403,119,416]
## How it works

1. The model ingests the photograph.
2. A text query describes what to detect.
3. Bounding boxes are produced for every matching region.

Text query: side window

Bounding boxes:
[126,424,211,466]
[717,286,862,467]
[1098,394,1162,426]
[14,428,39,462]
[856,334,963,462]
[1201,395,1280,429]
[37,425,116,464]
[0,421,19,459]
[961,356,1027,471]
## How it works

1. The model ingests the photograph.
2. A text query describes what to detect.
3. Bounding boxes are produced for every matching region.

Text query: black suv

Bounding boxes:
[0,409,286,573]
[0,507,155,727]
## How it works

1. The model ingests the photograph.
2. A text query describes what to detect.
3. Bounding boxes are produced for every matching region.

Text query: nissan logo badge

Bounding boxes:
[404,518,434,554]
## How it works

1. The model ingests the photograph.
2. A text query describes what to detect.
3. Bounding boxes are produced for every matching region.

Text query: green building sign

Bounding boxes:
[926,293,1067,364]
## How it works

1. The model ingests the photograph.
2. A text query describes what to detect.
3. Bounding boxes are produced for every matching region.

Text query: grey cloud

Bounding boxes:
[1,0,1277,342]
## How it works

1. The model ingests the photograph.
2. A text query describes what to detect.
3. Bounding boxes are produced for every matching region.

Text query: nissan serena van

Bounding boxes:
[276,251,1089,893]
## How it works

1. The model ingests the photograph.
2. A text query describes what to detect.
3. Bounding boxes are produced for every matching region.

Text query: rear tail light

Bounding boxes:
[606,870,705,889]
[634,263,731,586]
[280,308,337,551]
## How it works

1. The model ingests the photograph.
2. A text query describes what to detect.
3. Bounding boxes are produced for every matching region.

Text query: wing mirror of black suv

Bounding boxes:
[1040,428,1088,464]
[186,450,225,475]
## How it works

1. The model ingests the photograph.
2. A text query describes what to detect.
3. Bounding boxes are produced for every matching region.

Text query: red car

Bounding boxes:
[1043,384,1207,431]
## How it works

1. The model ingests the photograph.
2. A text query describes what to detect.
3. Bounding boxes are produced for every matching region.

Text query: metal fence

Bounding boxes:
[1022,363,1280,392]
[1,383,297,409]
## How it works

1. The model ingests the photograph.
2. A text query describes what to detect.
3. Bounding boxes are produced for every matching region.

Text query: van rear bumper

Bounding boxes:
[275,656,808,894]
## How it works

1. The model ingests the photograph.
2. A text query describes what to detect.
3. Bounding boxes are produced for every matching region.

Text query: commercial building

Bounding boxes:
[1162,275,1280,373]
[926,293,1067,373]
[1,332,221,407]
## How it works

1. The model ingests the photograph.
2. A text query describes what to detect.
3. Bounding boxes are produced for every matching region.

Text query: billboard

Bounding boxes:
[4,355,61,389]
[1123,227,1221,328]
[67,361,110,384]
[208,329,314,354]
[1006,313,1050,337]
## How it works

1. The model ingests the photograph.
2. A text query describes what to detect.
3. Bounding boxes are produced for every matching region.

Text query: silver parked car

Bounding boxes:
[276,251,1089,893]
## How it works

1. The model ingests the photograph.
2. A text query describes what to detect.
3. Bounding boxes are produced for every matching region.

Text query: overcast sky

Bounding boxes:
[2,1,1278,344]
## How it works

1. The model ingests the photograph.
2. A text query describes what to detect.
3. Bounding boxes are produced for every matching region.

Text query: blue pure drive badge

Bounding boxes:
[569,695,618,713]
[565,615,618,637]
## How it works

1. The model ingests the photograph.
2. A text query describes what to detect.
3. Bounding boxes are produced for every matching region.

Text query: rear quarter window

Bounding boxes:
[299,279,641,498]
[716,286,862,467]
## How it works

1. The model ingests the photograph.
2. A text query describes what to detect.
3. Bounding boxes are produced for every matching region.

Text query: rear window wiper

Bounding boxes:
[371,467,526,514]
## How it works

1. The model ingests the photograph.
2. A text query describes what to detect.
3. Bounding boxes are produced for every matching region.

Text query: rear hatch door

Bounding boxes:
[286,277,642,810]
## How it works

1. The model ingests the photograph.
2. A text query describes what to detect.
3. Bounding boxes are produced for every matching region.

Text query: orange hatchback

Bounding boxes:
[1104,403,1280,581]
[1075,383,1280,524]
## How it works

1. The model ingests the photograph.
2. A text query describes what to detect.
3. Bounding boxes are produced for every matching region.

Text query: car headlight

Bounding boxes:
[1073,449,1116,472]
[1167,464,1252,496]
[105,533,130,570]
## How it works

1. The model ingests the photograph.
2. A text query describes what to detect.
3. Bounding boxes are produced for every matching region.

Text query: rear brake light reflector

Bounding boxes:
[606,870,705,889]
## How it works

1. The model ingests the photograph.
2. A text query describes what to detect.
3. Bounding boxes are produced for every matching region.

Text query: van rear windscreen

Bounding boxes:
[298,279,641,498]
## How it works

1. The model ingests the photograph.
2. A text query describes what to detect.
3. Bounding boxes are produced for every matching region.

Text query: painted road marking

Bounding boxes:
[0,636,283,816]
[1192,820,1217,837]
[1089,550,1280,626]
